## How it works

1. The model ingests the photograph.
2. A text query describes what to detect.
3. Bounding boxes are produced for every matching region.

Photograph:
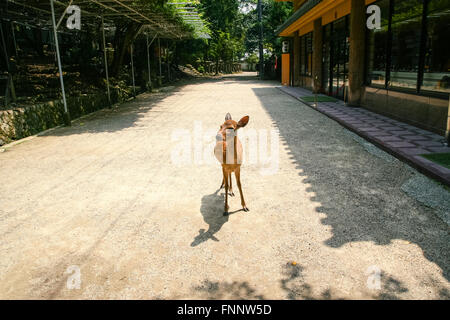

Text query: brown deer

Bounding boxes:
[214,113,249,216]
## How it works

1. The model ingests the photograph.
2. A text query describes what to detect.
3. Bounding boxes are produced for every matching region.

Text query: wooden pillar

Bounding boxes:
[348,0,366,106]
[312,18,323,93]
[281,53,290,86]
[293,32,300,86]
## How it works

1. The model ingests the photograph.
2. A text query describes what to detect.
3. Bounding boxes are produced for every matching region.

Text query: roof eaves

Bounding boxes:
[274,0,323,36]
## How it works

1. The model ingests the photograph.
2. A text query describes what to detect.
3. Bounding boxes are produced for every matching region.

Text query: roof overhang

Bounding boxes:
[275,0,323,37]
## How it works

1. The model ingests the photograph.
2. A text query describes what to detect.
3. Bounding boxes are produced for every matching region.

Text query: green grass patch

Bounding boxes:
[421,153,450,169]
[300,95,339,103]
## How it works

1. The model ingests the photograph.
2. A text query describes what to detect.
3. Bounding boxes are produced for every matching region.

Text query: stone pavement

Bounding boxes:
[278,86,450,186]
[0,74,448,299]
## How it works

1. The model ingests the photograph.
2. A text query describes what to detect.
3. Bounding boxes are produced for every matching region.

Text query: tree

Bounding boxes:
[110,22,143,77]
[199,0,244,73]
[243,0,292,58]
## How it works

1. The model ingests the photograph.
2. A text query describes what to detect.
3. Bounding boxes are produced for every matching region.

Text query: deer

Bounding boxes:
[214,113,250,216]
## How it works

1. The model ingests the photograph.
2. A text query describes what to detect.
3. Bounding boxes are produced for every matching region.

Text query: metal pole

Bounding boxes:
[146,33,157,91]
[258,0,264,80]
[0,22,9,70]
[101,16,111,105]
[0,22,16,102]
[146,33,151,90]
[11,22,19,60]
[158,36,162,86]
[50,31,57,63]
[56,0,74,30]
[167,40,170,82]
[50,0,70,126]
[130,43,136,97]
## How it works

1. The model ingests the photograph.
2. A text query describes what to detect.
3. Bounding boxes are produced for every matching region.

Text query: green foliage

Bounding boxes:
[176,0,293,68]
[246,53,258,64]
[199,0,245,64]
[243,0,292,57]
[197,65,205,73]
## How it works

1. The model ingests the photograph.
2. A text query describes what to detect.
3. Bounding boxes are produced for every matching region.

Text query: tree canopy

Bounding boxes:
[174,0,293,73]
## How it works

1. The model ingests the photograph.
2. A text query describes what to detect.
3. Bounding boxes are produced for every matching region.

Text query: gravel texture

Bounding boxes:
[0,73,448,299]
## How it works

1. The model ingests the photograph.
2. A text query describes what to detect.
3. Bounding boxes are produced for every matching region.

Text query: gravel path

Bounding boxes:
[0,73,448,299]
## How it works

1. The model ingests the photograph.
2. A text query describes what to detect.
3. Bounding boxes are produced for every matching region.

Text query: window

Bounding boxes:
[322,24,331,93]
[322,16,349,99]
[365,0,450,95]
[366,0,390,86]
[300,36,306,75]
[389,0,423,90]
[305,32,313,76]
[299,32,313,76]
[422,0,450,93]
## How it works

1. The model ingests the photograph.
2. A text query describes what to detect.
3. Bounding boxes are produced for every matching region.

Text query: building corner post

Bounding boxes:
[312,18,323,94]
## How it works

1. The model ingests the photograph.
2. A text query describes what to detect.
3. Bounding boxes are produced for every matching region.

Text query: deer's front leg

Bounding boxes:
[228,173,235,196]
[222,167,230,215]
[235,166,249,212]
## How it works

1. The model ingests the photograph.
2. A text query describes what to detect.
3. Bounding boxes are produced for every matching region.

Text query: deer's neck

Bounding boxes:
[221,134,239,165]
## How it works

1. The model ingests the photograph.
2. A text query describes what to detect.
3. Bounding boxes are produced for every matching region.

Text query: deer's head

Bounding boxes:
[217,113,249,140]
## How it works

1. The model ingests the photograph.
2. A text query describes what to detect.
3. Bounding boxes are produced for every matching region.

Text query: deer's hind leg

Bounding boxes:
[222,167,230,216]
[220,174,234,196]
[235,166,249,212]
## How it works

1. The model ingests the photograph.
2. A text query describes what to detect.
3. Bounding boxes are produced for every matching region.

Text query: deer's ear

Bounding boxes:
[225,113,232,121]
[237,116,249,129]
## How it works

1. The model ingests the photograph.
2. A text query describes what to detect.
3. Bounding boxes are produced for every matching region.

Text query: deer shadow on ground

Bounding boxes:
[191,188,243,247]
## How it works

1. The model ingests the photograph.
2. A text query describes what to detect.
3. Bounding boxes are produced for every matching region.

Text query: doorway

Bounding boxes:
[323,16,350,101]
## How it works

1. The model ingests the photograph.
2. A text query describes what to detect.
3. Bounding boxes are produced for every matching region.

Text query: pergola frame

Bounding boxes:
[2,0,208,124]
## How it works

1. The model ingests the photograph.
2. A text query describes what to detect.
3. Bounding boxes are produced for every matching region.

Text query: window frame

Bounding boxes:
[299,31,313,77]
[365,0,449,99]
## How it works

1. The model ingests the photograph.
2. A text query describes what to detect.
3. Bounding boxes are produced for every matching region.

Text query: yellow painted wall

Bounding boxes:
[281,54,290,86]
[322,0,351,25]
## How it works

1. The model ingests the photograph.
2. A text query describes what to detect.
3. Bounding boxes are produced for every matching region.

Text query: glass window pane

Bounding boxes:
[422,0,450,93]
[366,0,390,86]
[389,0,423,90]
[306,33,312,76]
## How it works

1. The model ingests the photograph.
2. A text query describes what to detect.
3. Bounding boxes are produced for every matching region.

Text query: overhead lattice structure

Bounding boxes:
[0,0,210,123]
[2,0,209,39]
[168,1,210,39]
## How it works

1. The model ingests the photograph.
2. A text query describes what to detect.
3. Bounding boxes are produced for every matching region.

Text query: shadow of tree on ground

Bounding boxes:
[252,86,450,282]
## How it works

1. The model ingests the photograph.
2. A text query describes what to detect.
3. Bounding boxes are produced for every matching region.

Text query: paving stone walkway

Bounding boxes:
[278,86,450,186]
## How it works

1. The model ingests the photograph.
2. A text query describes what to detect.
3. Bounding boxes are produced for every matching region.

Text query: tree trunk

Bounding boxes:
[110,22,143,77]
